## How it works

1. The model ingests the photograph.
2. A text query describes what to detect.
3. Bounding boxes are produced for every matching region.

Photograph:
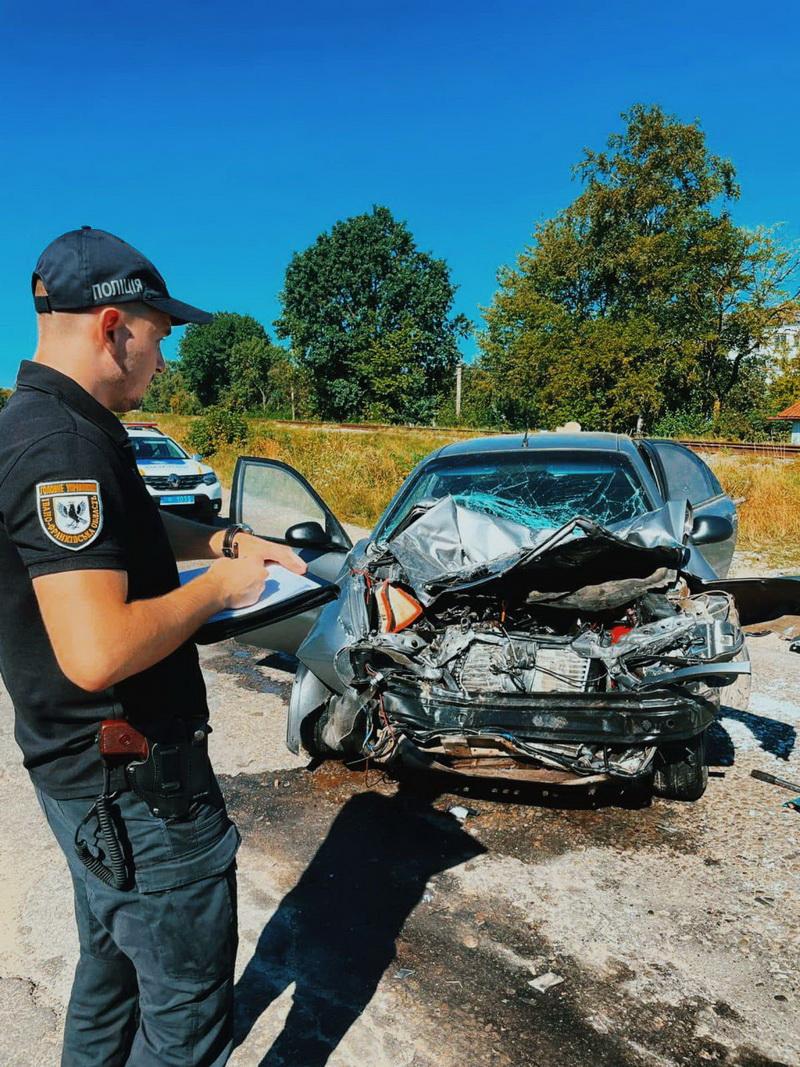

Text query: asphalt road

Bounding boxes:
[1,571,798,1065]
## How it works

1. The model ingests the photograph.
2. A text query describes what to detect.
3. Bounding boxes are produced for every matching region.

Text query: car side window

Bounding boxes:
[652,443,717,505]
[239,462,327,540]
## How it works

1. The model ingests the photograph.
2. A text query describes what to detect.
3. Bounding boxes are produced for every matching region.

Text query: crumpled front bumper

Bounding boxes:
[381,676,718,747]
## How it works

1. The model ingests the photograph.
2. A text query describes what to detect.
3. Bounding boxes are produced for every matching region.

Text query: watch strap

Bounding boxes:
[222,523,253,559]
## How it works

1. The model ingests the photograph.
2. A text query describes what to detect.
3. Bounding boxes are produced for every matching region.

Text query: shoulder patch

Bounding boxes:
[36,481,103,550]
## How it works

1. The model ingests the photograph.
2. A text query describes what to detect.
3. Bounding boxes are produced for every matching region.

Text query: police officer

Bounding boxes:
[0,227,307,1066]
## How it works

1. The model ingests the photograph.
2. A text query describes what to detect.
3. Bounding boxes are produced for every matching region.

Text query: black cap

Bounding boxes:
[32,226,213,326]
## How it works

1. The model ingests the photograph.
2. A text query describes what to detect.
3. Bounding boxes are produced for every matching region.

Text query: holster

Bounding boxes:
[125,721,213,820]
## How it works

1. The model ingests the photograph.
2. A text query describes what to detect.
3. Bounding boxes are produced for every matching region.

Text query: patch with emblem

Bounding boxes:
[36,481,103,550]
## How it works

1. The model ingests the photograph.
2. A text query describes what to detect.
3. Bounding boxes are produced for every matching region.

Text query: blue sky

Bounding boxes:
[1,0,798,387]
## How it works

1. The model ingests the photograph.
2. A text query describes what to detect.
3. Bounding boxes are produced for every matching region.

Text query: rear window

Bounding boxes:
[130,436,187,461]
[379,451,651,538]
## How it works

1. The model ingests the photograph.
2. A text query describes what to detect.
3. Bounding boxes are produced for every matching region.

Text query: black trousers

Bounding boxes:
[36,781,240,1066]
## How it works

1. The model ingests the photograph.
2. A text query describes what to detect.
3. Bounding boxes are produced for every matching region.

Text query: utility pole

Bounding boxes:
[455,362,463,421]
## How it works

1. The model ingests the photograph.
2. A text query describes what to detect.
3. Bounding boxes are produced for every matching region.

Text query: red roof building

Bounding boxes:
[770,400,800,421]
[769,401,800,442]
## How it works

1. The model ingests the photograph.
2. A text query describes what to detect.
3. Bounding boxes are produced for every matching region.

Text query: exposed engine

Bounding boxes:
[299,497,751,784]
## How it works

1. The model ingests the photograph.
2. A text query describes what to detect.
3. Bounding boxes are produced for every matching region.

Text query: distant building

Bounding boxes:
[756,322,800,367]
[769,400,800,443]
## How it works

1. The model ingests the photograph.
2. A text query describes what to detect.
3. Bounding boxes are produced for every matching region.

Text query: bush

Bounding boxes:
[651,409,712,438]
[651,406,782,442]
[186,407,249,457]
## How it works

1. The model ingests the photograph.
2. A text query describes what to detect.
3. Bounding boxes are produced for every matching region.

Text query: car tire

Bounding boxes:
[652,731,708,801]
[300,707,333,759]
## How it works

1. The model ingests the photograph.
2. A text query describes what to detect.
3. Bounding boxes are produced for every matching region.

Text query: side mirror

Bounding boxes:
[191,453,205,462]
[690,514,733,546]
[285,520,331,548]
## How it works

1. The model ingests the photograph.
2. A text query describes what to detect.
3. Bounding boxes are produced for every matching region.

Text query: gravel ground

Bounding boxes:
[0,546,798,1066]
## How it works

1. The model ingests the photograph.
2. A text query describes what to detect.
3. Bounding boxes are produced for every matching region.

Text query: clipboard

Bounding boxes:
[181,564,340,644]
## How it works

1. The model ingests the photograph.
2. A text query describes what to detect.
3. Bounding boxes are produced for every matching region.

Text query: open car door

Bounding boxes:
[194,457,352,651]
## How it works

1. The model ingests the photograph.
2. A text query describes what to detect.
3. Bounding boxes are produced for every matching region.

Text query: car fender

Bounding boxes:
[287,663,335,754]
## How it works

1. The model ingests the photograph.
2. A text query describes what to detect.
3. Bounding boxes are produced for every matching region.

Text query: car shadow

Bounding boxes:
[232,784,486,1066]
[711,706,797,763]
[386,765,653,811]
[255,652,299,674]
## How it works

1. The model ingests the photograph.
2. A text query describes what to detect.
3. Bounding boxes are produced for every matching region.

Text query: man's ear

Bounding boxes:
[97,306,123,354]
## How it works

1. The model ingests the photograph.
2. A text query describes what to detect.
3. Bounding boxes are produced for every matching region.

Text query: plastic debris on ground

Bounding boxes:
[448,805,470,823]
[528,972,565,993]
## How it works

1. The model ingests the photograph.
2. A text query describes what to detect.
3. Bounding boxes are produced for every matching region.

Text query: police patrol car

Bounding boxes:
[124,423,223,517]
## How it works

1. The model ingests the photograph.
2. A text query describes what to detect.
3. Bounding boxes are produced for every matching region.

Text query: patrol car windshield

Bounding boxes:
[130,437,188,462]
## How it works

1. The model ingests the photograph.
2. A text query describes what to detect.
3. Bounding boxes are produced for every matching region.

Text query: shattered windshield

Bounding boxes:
[379,450,651,539]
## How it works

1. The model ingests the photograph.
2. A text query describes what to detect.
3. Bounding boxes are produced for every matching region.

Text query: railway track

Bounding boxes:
[675,438,800,457]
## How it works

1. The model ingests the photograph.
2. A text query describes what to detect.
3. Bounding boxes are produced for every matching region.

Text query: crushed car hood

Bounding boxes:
[297,498,698,692]
[382,496,690,610]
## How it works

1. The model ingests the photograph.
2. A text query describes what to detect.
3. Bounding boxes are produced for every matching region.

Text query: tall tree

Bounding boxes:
[141,361,200,415]
[223,337,278,411]
[481,104,799,431]
[179,312,269,406]
[275,205,470,420]
[267,354,314,419]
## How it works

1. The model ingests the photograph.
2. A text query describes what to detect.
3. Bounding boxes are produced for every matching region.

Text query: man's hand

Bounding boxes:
[232,532,308,576]
[206,555,269,610]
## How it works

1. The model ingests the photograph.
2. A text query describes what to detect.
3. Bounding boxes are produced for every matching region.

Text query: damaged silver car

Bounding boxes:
[218,433,762,802]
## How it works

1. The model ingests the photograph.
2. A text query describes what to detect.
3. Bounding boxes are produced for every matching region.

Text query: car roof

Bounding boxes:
[435,431,634,459]
[124,424,166,437]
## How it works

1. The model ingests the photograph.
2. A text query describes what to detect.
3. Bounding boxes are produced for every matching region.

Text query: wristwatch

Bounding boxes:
[222,523,254,559]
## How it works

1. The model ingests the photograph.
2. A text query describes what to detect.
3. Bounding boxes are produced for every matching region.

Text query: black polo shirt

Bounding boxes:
[0,361,208,798]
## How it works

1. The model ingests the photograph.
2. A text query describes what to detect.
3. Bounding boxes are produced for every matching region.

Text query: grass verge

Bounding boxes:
[706,453,800,566]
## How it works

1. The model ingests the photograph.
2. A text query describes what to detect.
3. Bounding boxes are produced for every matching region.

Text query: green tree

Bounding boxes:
[481,104,799,432]
[267,354,315,419]
[355,319,444,424]
[276,205,470,420]
[0,389,9,413]
[223,337,279,412]
[424,359,499,428]
[767,340,800,415]
[179,313,269,406]
[141,361,200,415]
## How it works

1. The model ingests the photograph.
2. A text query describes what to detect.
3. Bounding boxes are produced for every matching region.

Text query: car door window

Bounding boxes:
[652,442,717,505]
[232,458,351,547]
[239,463,327,539]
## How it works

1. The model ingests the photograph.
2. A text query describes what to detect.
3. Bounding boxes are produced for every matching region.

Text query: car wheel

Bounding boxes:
[652,731,708,801]
[300,706,333,759]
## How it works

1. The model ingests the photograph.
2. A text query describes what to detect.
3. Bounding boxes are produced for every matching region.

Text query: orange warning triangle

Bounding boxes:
[376,581,424,633]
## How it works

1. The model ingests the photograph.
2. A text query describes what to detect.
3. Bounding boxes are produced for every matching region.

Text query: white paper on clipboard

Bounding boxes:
[180,564,327,623]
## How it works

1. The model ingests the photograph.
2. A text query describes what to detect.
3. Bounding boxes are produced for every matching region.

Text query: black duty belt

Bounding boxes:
[74,719,214,890]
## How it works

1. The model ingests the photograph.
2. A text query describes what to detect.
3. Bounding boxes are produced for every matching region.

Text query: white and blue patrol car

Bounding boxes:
[124,423,223,518]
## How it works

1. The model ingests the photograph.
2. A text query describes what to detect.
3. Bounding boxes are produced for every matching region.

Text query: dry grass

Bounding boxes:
[150,414,466,527]
[139,415,800,565]
[706,453,800,564]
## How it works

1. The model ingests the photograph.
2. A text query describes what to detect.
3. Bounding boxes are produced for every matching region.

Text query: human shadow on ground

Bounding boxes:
[232,784,486,1066]
[709,706,797,764]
